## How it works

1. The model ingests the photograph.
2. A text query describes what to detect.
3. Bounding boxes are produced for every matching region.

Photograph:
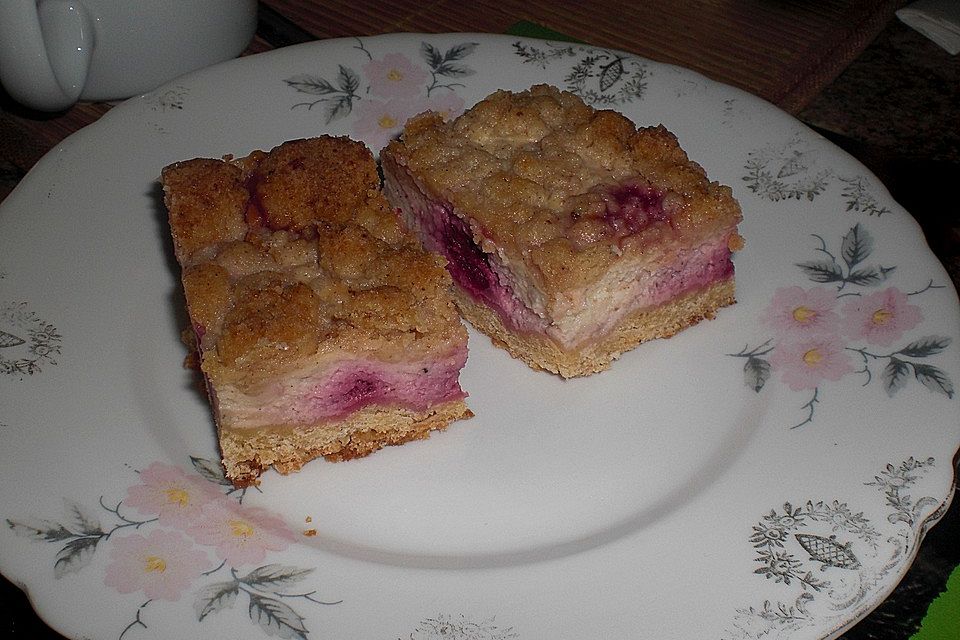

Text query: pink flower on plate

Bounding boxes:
[124,462,225,528]
[353,92,467,152]
[760,286,840,338]
[353,97,422,152]
[364,53,428,98]
[840,287,923,346]
[769,334,854,391]
[104,530,212,601]
[422,90,466,121]
[187,502,295,567]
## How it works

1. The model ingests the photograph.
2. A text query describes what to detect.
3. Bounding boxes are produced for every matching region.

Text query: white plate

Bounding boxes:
[1,33,958,640]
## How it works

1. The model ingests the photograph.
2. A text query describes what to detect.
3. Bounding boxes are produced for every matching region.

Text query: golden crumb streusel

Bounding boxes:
[383,84,742,292]
[163,136,465,390]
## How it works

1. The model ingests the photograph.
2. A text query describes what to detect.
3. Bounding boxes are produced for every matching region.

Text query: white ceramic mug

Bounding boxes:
[0,0,258,111]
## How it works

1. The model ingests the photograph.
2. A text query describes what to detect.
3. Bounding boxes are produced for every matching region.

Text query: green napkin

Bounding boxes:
[504,20,584,44]
[911,563,960,640]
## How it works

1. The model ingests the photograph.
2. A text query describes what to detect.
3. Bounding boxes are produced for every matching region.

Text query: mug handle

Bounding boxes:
[0,0,95,112]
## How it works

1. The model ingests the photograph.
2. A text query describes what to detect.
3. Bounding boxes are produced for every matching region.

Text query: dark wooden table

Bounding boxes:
[3,2,958,638]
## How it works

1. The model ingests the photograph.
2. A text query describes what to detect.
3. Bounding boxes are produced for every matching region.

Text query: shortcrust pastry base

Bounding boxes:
[455,278,736,378]
[221,399,472,487]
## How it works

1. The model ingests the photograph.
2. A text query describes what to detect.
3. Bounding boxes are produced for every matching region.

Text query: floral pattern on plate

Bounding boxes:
[0,33,957,640]
[6,457,340,640]
[729,223,954,428]
[511,40,648,106]
[0,301,61,378]
[725,457,940,640]
[403,614,518,640]
[743,134,891,216]
[284,38,476,150]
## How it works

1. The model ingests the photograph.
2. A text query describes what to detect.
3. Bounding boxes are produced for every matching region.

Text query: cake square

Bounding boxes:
[162,136,471,486]
[381,84,743,378]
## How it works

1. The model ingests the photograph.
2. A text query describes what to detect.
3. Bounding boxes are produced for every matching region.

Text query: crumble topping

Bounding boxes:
[383,84,742,293]
[163,136,465,390]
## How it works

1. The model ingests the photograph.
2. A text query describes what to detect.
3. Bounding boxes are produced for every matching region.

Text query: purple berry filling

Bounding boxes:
[601,184,669,236]
[343,375,385,409]
[285,353,466,422]
[423,205,546,334]
[438,209,496,300]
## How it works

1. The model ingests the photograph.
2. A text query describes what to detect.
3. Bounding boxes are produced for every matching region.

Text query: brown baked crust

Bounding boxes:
[382,85,742,377]
[221,401,473,487]
[162,137,466,389]
[382,84,743,295]
[162,136,470,485]
[454,278,735,377]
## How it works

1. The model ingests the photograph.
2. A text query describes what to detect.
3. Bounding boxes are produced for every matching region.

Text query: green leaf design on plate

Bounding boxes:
[335,65,360,94]
[840,223,872,269]
[881,357,911,397]
[434,62,474,78]
[420,42,444,68]
[54,536,99,578]
[796,259,844,283]
[6,517,74,542]
[897,336,952,358]
[241,564,313,589]
[324,96,353,124]
[190,456,232,486]
[284,74,338,96]
[64,499,102,536]
[285,64,361,124]
[743,356,771,392]
[913,363,955,398]
[248,592,309,640]
[195,580,241,621]
[846,265,894,286]
[444,42,479,61]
